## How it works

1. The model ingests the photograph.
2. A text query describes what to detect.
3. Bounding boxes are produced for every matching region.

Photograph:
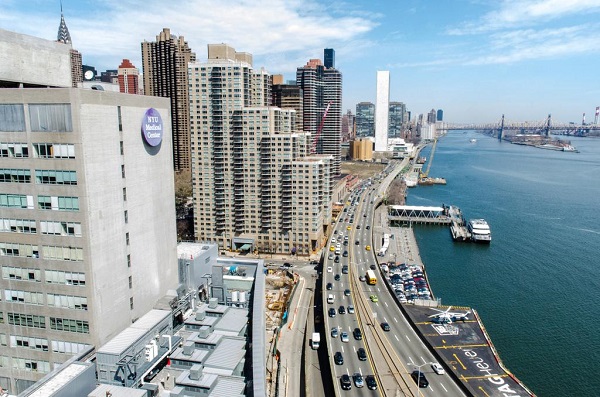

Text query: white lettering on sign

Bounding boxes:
[462,349,524,396]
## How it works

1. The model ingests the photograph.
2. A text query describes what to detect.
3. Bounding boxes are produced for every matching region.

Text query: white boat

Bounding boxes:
[470,138,477,143]
[562,144,578,152]
[467,219,491,243]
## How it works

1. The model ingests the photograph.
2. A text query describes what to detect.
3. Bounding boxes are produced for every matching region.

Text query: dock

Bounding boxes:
[448,206,470,241]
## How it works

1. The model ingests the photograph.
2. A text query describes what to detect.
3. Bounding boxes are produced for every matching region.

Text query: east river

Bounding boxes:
[408,131,600,396]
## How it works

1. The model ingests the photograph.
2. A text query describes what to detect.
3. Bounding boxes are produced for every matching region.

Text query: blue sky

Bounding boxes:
[1,0,600,123]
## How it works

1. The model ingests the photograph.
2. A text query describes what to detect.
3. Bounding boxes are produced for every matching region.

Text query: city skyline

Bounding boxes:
[2,0,599,123]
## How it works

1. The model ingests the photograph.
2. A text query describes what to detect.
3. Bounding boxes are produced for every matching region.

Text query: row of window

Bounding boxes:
[1,142,76,159]
[0,242,83,261]
[6,312,89,333]
[0,104,72,133]
[0,218,82,237]
[2,267,86,286]
[0,194,79,211]
[0,333,87,355]
[3,290,87,310]
[0,168,77,184]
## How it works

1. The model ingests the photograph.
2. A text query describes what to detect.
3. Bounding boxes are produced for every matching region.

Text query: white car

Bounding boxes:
[327,266,333,273]
[340,332,349,342]
[431,363,445,375]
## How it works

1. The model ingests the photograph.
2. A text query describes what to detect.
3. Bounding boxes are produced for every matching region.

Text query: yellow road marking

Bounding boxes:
[453,354,467,370]
[434,344,488,349]
[479,386,491,396]
[464,374,509,380]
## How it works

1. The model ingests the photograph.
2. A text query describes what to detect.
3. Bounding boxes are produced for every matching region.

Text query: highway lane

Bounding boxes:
[342,165,465,397]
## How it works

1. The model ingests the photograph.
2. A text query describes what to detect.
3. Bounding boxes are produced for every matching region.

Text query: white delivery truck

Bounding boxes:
[311,332,320,349]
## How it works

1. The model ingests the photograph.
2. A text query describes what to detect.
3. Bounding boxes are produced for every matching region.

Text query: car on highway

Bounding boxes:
[328,253,334,260]
[340,332,349,343]
[340,374,352,390]
[329,246,335,251]
[347,226,351,230]
[331,327,339,338]
[357,348,367,361]
[353,328,362,340]
[327,266,332,273]
[365,245,371,251]
[334,256,340,263]
[380,322,390,331]
[338,305,346,314]
[353,373,364,388]
[431,363,445,375]
[365,375,377,390]
[328,308,336,317]
[370,295,378,303]
[366,225,370,229]
[344,288,351,296]
[342,250,348,257]
[334,274,340,281]
[411,371,429,388]
[355,240,360,245]
[326,282,332,290]
[342,265,348,274]
[334,351,344,365]
[347,305,355,314]
[359,275,366,282]
[356,225,361,229]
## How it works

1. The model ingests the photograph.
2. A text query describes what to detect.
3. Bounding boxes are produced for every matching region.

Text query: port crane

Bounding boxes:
[311,101,332,154]
[419,137,438,179]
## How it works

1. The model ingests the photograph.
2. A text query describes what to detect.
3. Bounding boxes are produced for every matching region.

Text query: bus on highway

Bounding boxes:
[366,269,377,285]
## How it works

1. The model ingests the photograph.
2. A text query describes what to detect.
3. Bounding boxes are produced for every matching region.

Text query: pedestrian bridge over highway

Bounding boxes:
[388,205,452,225]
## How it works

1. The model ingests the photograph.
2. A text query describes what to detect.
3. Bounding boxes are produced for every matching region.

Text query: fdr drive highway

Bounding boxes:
[321,160,466,397]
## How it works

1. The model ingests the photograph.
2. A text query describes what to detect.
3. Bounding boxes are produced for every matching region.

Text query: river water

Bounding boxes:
[408,131,600,396]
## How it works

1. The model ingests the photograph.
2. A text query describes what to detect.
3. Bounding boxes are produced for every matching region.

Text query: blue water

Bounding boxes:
[408,131,600,396]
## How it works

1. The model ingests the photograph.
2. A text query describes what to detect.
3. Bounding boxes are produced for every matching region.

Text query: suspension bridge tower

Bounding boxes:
[498,114,505,141]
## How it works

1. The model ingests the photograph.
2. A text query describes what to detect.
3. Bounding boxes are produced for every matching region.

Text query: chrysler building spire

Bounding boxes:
[57,1,72,45]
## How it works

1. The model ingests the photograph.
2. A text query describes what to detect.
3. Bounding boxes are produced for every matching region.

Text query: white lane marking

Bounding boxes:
[408,357,414,364]
[384,301,388,307]
[421,356,426,364]
[384,316,388,323]
[341,346,345,353]
[441,383,448,392]
[405,335,411,342]
[394,317,398,323]
[394,335,399,341]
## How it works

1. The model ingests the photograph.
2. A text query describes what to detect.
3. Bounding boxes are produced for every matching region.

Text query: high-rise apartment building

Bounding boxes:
[117,59,139,94]
[296,50,342,175]
[389,101,405,138]
[141,28,196,172]
[190,44,332,255]
[427,108,437,124]
[375,71,390,151]
[0,29,178,394]
[271,75,303,133]
[355,102,375,137]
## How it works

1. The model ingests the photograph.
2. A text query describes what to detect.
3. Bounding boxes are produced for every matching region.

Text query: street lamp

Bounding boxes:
[406,362,433,397]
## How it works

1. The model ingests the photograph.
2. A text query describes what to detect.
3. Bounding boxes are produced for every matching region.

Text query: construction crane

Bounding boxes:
[419,138,438,179]
[311,101,333,154]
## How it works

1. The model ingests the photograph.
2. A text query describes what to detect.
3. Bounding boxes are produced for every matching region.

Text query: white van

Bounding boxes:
[327,294,334,304]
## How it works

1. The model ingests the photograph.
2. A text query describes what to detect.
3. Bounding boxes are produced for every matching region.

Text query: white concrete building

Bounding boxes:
[0,29,178,394]
[375,71,390,152]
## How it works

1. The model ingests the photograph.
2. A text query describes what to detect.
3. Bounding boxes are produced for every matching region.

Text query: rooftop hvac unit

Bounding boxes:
[208,297,218,309]
[182,341,195,356]
[198,326,210,338]
[189,364,203,381]
[145,340,158,361]
[195,310,206,321]
[239,291,246,303]
[231,291,239,302]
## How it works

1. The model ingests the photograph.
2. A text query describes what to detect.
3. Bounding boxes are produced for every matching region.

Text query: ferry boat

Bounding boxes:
[467,219,491,243]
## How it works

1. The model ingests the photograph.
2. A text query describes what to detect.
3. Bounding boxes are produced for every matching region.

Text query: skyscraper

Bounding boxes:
[375,71,390,151]
[117,59,139,94]
[355,102,375,137]
[341,109,355,141]
[56,6,82,88]
[0,30,178,394]
[324,48,335,69]
[141,28,196,172]
[271,75,304,133]
[437,109,443,121]
[389,102,405,138]
[190,44,332,255]
[296,50,342,175]
[427,108,437,124]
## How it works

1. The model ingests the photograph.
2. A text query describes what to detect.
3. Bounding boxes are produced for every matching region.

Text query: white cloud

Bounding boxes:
[449,0,600,35]
[0,0,377,73]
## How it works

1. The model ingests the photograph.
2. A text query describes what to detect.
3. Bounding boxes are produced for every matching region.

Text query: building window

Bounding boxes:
[34,170,77,185]
[29,104,72,132]
[50,317,89,334]
[120,141,124,155]
[40,220,82,237]
[37,195,79,211]
[117,106,122,132]
[2,266,41,282]
[0,218,37,234]
[0,105,25,131]
[41,245,83,262]
[32,143,75,159]
[51,340,88,354]
[7,313,45,329]
[4,290,44,305]
[47,294,87,310]
[125,232,130,246]
[127,254,131,268]
[121,164,125,178]
[0,142,28,157]
[45,270,85,286]
[123,187,127,201]
[128,276,132,289]
[10,335,48,351]
[124,210,128,224]
[0,194,32,209]
[130,297,134,310]
[0,243,38,258]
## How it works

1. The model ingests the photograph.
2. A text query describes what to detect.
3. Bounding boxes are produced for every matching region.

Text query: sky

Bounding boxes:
[1,0,600,123]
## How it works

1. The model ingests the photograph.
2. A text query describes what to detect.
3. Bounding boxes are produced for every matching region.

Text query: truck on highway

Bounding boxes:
[311,332,320,349]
